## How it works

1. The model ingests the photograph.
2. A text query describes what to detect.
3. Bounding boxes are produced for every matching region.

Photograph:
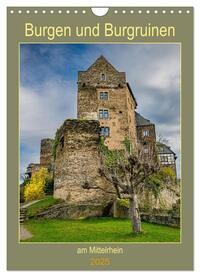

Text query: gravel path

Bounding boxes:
[20,225,33,240]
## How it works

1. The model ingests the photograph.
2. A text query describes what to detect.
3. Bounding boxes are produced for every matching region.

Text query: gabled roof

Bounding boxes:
[135,112,153,126]
[156,142,176,156]
[86,55,120,72]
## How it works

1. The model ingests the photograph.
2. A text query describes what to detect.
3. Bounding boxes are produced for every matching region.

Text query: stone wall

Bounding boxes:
[53,119,116,206]
[26,163,42,178]
[141,213,180,227]
[36,202,112,219]
[113,199,180,227]
[78,55,126,90]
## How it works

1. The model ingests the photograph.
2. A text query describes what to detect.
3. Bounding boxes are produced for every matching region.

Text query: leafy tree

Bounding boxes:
[100,138,159,234]
[24,167,51,202]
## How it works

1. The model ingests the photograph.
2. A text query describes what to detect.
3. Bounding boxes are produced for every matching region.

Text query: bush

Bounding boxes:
[20,178,30,203]
[24,167,51,202]
[44,178,54,195]
[117,198,129,209]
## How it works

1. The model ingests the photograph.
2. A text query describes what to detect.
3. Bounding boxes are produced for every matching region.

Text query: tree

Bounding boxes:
[24,167,52,202]
[100,138,159,234]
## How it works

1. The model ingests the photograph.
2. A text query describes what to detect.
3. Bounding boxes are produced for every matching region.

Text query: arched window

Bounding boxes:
[101,73,106,81]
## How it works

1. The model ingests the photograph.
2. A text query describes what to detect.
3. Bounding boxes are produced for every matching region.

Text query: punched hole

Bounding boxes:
[91,7,109,16]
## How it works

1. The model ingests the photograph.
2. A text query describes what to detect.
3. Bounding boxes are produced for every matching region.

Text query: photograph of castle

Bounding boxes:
[20,44,180,242]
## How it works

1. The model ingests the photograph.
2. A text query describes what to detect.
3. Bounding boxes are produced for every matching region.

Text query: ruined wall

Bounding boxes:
[77,56,137,150]
[40,138,54,165]
[53,119,115,205]
[26,163,42,178]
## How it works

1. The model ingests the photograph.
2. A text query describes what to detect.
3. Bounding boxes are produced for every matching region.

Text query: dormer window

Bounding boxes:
[101,73,106,81]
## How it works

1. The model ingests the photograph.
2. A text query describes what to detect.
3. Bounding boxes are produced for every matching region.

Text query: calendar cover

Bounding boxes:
[7,7,193,270]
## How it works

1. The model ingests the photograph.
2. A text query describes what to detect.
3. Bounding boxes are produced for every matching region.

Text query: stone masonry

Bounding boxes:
[53,119,115,205]
[77,55,138,150]
[25,55,178,218]
[40,138,54,166]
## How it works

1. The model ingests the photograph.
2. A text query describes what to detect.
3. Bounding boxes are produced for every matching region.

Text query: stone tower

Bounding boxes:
[40,138,54,166]
[77,55,138,150]
[53,119,115,206]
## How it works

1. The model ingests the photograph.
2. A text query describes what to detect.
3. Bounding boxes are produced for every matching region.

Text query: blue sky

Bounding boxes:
[20,43,180,178]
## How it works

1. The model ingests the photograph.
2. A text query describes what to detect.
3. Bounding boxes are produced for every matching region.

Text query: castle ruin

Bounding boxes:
[25,55,178,217]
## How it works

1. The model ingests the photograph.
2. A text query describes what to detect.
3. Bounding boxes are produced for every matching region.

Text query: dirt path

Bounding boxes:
[20,224,33,240]
[20,200,44,240]
[20,199,41,209]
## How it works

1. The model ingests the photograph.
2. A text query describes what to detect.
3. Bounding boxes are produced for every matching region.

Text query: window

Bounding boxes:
[143,130,150,137]
[100,92,108,100]
[60,136,64,149]
[101,127,110,137]
[101,73,106,81]
[99,109,109,119]
[167,154,174,164]
[159,154,173,164]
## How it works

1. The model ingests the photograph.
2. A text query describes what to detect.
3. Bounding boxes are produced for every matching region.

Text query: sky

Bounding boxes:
[20,43,180,178]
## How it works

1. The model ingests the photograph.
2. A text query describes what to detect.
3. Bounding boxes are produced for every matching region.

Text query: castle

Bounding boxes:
[26,56,177,216]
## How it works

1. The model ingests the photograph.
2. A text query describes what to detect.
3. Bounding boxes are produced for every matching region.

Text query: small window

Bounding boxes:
[101,127,110,137]
[60,136,64,149]
[101,73,106,81]
[159,154,169,164]
[99,109,109,119]
[143,130,149,137]
[100,92,108,100]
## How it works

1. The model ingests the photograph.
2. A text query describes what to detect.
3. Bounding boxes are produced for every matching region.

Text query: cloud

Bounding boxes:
[20,44,180,177]
[20,77,77,175]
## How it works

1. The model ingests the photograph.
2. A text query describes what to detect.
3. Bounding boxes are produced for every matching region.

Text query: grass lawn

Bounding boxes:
[26,196,63,218]
[22,217,180,243]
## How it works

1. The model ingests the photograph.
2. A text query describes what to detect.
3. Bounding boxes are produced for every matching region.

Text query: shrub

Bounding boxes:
[44,178,54,195]
[117,198,129,209]
[24,167,51,202]
[20,177,30,203]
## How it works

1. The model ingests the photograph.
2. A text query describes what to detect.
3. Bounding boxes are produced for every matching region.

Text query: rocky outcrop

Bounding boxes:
[138,184,180,211]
